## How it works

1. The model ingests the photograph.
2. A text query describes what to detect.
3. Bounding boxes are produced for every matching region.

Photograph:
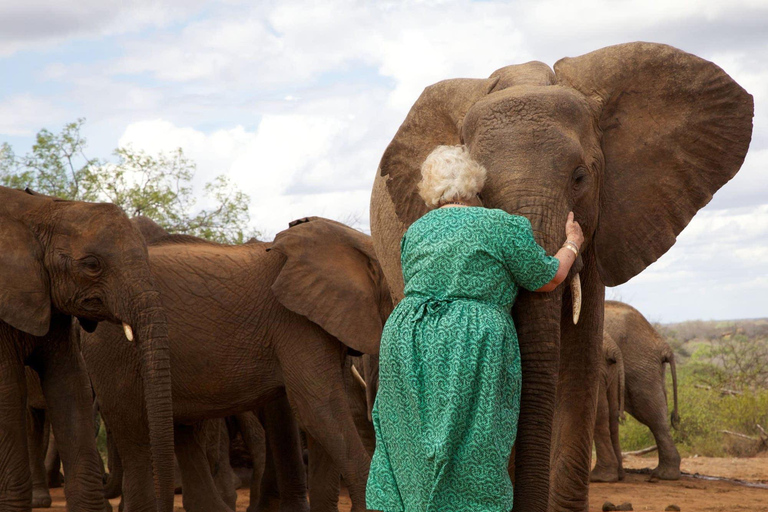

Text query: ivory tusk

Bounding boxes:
[571,273,582,325]
[351,364,367,389]
[122,322,134,342]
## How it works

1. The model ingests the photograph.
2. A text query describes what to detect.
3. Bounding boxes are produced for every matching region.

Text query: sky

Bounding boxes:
[1,0,766,323]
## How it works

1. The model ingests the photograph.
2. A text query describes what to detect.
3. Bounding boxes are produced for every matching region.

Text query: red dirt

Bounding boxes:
[39,455,768,511]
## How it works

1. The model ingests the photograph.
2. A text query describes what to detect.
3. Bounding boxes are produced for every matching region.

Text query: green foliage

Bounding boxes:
[0,119,259,243]
[688,334,768,391]
[619,361,768,457]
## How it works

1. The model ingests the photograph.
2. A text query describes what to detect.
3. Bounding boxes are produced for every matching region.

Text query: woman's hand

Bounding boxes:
[536,212,584,292]
[565,211,584,249]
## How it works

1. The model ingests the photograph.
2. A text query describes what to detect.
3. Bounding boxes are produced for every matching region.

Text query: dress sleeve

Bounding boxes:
[499,214,560,291]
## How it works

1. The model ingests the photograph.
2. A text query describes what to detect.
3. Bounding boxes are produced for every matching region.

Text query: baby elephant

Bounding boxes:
[592,301,681,482]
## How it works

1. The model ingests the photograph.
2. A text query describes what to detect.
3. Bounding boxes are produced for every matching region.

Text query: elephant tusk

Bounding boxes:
[571,273,582,325]
[122,322,134,342]
[351,364,367,389]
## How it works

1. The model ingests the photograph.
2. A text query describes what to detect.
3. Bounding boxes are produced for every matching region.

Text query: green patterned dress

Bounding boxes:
[366,207,559,512]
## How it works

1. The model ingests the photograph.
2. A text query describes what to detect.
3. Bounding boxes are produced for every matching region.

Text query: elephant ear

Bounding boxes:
[555,42,754,286]
[380,76,500,226]
[270,217,391,355]
[0,216,51,336]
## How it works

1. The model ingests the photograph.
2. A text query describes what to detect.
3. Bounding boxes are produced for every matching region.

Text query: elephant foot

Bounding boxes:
[590,467,620,483]
[31,488,52,508]
[651,465,681,480]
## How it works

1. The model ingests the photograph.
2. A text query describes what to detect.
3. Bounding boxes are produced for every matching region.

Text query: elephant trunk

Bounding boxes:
[511,291,562,512]
[125,284,175,512]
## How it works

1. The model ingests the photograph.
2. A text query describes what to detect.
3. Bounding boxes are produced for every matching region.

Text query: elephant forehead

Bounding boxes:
[54,203,144,254]
[464,85,595,137]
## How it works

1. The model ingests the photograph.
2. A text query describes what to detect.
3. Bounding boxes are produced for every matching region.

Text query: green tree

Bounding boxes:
[0,119,258,243]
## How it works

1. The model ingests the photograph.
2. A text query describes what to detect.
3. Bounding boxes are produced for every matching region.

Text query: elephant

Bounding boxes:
[590,333,625,483]
[0,187,175,512]
[81,215,392,512]
[368,42,753,511]
[597,300,681,480]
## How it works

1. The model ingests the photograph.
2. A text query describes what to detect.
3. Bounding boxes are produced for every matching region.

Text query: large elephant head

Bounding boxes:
[0,187,175,511]
[370,42,752,510]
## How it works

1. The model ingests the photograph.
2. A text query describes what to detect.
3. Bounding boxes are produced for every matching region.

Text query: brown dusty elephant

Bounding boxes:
[81,216,392,512]
[369,42,753,511]
[0,187,175,512]
[596,300,681,481]
[101,218,310,512]
[590,333,625,483]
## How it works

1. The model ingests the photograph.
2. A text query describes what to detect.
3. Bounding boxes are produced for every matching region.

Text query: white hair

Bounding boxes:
[417,145,487,207]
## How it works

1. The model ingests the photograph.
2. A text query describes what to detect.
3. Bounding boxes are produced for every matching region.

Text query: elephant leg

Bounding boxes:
[210,420,238,511]
[104,427,123,499]
[306,435,340,512]
[256,439,280,512]
[629,384,681,480]
[0,339,33,511]
[233,412,268,512]
[27,406,53,508]
[33,323,108,512]
[175,422,234,512]
[45,429,63,488]
[262,396,309,512]
[606,373,624,481]
[277,335,370,512]
[590,379,618,483]
[550,259,604,512]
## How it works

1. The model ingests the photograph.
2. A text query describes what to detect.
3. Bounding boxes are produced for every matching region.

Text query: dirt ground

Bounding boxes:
[40,454,768,511]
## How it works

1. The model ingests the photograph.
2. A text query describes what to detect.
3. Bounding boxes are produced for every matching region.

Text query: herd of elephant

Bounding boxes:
[0,42,753,512]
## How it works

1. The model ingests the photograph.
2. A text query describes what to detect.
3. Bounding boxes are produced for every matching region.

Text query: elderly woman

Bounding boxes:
[366,145,584,511]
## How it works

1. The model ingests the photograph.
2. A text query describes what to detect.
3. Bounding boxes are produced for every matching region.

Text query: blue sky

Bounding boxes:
[1,0,767,322]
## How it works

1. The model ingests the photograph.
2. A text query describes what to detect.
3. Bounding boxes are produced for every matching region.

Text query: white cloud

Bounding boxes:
[0,0,208,56]
[118,114,380,236]
[0,94,68,136]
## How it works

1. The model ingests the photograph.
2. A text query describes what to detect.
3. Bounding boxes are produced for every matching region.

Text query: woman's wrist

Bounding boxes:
[562,240,579,256]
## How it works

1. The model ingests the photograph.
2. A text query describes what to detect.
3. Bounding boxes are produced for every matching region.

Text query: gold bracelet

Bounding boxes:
[562,243,578,256]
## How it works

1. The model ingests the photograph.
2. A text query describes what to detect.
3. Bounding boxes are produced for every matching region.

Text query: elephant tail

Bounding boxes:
[667,352,680,430]
[616,348,626,424]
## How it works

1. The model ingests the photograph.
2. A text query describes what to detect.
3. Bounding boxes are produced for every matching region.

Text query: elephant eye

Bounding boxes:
[79,256,103,275]
[572,166,588,189]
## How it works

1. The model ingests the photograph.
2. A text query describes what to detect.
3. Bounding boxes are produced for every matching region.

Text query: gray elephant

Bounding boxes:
[590,333,625,483]
[368,42,752,510]
[0,187,174,512]
[81,216,392,512]
[594,300,681,481]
